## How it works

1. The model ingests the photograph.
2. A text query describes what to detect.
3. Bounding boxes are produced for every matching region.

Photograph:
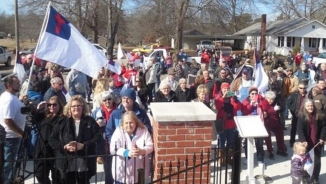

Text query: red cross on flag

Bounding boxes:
[35,3,107,78]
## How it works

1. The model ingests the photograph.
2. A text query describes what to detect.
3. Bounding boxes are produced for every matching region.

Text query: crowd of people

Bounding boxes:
[0,48,325,184]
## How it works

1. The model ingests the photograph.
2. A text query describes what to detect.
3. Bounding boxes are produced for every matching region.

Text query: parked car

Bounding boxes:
[0,46,13,66]
[92,43,116,58]
[196,40,215,51]
[132,43,164,54]
[313,52,326,66]
[143,48,200,68]
[19,47,35,56]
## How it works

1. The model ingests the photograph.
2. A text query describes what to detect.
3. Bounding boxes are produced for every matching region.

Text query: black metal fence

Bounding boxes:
[0,133,242,184]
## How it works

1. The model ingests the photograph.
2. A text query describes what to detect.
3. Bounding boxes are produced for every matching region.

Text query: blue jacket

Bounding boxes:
[43,87,66,104]
[105,103,152,143]
[27,90,43,104]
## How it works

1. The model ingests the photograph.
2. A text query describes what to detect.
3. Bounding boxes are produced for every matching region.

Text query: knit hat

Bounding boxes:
[220,82,230,89]
[120,88,136,101]
[276,67,283,72]
[248,86,258,94]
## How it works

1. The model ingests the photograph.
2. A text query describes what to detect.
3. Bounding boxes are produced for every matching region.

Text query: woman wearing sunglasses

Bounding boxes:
[34,95,64,184]
[49,95,100,184]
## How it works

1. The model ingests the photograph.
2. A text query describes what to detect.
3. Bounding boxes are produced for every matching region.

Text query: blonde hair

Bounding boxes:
[120,111,146,129]
[94,78,109,96]
[63,95,89,117]
[293,142,306,155]
[196,84,208,95]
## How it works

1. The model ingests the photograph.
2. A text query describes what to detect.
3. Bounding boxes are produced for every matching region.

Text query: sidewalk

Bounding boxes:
[237,119,326,184]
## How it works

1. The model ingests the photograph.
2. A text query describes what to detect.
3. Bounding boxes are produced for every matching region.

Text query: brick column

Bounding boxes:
[150,102,216,183]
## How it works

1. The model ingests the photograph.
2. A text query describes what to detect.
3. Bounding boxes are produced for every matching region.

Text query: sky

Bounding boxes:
[0,1,277,20]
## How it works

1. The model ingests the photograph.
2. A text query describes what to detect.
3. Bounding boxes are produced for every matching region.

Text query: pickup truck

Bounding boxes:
[143,48,201,68]
[0,46,13,67]
[132,43,162,53]
[196,40,215,51]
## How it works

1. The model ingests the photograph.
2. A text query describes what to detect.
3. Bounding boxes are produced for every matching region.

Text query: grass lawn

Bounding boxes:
[0,38,36,51]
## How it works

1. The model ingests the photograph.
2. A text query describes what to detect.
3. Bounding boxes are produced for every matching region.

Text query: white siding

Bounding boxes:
[285,22,326,38]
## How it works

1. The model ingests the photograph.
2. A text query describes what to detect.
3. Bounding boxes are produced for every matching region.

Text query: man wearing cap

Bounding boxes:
[105,88,152,144]
[162,68,179,91]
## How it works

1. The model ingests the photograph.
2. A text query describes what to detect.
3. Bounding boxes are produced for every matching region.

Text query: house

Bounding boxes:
[233,18,326,55]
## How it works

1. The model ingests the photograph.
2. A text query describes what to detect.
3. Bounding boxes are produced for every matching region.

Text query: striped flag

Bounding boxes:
[253,49,269,94]
[13,50,25,82]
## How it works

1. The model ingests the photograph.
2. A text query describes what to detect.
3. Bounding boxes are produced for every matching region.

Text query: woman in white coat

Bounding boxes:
[110,111,153,184]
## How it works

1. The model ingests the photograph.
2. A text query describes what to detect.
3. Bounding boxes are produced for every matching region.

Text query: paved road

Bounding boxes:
[0,64,14,77]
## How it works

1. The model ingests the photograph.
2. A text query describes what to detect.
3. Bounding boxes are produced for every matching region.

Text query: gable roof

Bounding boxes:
[184,29,206,36]
[233,18,309,36]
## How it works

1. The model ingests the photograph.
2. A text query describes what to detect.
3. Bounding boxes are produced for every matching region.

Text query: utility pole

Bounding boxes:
[107,0,113,59]
[15,0,20,53]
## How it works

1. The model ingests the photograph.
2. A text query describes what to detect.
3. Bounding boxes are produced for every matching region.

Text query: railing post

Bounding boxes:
[0,125,6,183]
[232,131,241,184]
[138,168,145,184]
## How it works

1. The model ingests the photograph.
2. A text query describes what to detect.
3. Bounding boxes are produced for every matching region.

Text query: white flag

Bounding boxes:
[35,5,107,78]
[304,148,314,176]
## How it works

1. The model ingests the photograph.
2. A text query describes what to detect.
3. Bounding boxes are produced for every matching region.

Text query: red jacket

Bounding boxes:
[241,94,266,116]
[259,100,281,128]
[123,69,138,80]
[215,94,242,129]
[294,55,302,65]
[201,52,211,64]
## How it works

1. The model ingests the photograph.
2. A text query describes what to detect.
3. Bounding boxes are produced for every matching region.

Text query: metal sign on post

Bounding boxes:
[234,115,269,184]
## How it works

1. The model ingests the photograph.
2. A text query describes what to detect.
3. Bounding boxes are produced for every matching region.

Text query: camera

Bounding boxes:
[21,99,39,126]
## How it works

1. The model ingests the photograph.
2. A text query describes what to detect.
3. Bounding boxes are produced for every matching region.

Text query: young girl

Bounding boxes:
[291,142,307,184]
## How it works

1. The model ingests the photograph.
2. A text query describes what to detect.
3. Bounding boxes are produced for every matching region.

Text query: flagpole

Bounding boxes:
[25,1,52,96]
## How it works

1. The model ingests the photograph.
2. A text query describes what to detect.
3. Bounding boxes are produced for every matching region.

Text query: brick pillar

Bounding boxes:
[150,102,216,183]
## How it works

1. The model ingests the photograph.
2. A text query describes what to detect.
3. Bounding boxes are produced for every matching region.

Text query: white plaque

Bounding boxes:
[234,115,268,138]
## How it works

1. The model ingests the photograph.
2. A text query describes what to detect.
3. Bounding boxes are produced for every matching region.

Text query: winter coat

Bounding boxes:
[48,116,100,177]
[215,94,242,129]
[110,126,153,184]
[43,87,66,104]
[175,86,192,102]
[297,114,326,151]
[154,90,178,102]
[105,103,152,143]
[286,91,306,114]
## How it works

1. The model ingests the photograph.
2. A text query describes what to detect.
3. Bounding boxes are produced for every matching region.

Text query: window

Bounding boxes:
[309,38,317,47]
[286,37,295,47]
[278,36,284,47]
[0,48,3,54]
[323,39,326,48]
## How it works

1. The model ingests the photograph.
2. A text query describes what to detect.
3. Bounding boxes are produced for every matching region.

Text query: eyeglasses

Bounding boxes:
[47,103,58,107]
[103,98,112,102]
[71,105,83,108]
[299,87,306,90]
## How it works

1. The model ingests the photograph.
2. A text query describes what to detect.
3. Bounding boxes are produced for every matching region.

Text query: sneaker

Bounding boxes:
[276,151,288,157]
[257,161,264,168]
[269,152,274,159]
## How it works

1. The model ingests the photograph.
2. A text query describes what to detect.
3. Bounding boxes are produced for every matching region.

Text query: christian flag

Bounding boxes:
[13,49,25,82]
[253,49,269,94]
[35,5,107,78]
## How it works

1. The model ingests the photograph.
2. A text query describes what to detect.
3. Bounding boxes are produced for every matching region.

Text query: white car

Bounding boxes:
[92,43,116,58]
[313,52,326,66]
